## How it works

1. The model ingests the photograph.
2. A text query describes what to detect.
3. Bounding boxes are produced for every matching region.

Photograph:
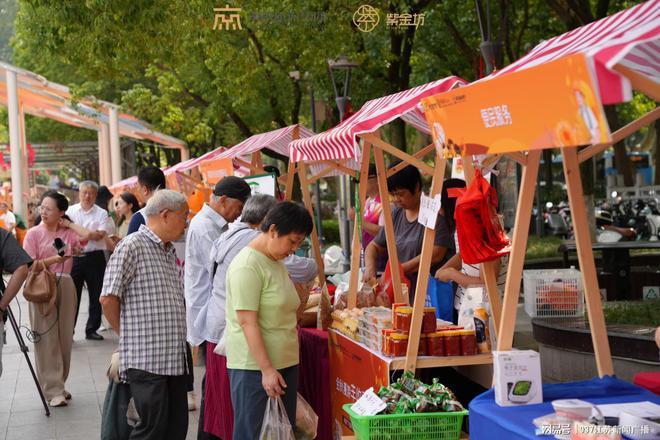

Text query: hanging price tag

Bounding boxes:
[418,192,442,229]
[350,387,386,416]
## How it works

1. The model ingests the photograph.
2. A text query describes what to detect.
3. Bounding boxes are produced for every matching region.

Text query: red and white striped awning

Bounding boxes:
[164,147,225,176]
[289,76,466,163]
[215,124,314,160]
[488,0,659,104]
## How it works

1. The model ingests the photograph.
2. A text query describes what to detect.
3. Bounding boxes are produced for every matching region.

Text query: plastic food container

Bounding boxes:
[390,332,409,357]
[393,307,413,332]
[443,330,461,356]
[418,334,428,356]
[427,332,445,357]
[459,330,477,356]
[381,329,395,356]
[422,307,437,333]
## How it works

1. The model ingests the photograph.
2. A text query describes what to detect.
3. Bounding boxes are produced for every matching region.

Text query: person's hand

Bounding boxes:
[348,207,356,221]
[91,230,107,240]
[362,266,376,283]
[55,254,71,264]
[435,267,455,283]
[262,368,287,397]
[59,218,71,228]
[71,244,83,256]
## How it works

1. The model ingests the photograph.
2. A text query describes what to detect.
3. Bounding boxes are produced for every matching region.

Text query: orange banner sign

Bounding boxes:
[329,330,391,438]
[422,53,611,157]
[199,157,234,185]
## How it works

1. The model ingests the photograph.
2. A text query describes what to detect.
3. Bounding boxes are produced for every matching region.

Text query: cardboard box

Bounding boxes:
[493,350,543,407]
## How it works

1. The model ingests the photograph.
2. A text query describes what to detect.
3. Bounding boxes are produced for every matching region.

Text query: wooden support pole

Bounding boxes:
[563,147,614,377]
[347,142,373,309]
[285,160,296,201]
[362,133,435,177]
[578,107,660,163]
[374,146,404,303]
[386,144,435,177]
[613,65,660,102]
[307,164,338,183]
[298,162,326,286]
[462,156,503,337]
[505,151,527,166]
[404,153,447,372]
[496,150,541,351]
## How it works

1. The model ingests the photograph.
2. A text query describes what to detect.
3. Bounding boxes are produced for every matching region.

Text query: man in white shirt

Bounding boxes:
[185,176,250,439]
[67,180,115,340]
[0,202,16,236]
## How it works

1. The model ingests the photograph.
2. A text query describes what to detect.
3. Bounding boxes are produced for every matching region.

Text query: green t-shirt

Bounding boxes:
[225,246,300,370]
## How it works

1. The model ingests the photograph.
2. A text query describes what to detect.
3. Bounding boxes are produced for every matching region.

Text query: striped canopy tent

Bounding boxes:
[486,0,659,104]
[416,0,660,377]
[287,76,468,315]
[289,76,466,177]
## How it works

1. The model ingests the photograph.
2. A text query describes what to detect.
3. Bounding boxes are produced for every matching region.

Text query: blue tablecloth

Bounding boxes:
[469,376,660,439]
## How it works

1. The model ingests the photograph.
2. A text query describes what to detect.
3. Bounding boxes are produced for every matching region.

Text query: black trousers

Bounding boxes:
[126,369,188,440]
[71,250,106,335]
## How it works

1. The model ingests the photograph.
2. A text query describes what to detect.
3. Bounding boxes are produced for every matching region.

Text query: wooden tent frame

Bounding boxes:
[495,106,659,377]
[295,127,509,372]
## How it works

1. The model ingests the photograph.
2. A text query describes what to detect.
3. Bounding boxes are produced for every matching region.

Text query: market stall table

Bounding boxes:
[469,376,660,439]
[298,327,332,440]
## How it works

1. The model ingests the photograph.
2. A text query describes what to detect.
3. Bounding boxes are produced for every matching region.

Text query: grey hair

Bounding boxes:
[79,180,99,192]
[241,194,277,225]
[144,190,188,217]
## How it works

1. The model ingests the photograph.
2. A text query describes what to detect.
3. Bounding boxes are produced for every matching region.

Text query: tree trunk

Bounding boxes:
[543,148,553,188]
[580,155,596,240]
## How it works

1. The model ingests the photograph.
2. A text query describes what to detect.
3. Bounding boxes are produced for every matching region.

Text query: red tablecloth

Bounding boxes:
[298,327,331,440]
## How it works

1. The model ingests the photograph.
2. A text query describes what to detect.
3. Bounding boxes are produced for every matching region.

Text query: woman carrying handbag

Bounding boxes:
[23,190,94,407]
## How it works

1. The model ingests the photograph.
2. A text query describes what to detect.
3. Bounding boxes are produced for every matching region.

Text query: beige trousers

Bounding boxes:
[29,274,76,401]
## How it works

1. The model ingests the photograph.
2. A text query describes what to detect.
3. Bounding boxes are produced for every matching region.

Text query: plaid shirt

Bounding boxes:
[102,225,187,379]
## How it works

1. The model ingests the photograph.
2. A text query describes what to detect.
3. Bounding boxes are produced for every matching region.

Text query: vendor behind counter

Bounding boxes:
[363,163,455,303]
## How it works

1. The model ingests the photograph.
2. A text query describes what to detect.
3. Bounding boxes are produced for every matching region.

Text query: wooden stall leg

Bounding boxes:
[347,143,373,309]
[374,146,404,303]
[496,150,541,351]
[563,147,614,377]
[298,162,326,286]
[404,155,447,373]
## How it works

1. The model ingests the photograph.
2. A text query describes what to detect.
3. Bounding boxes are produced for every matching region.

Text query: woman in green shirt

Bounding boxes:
[225,201,313,439]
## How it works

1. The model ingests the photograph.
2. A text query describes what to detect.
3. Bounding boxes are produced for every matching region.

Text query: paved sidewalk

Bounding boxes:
[0,290,202,440]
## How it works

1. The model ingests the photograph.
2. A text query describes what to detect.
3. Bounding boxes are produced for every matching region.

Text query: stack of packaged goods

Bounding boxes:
[330,308,363,341]
[376,371,465,414]
[357,307,392,351]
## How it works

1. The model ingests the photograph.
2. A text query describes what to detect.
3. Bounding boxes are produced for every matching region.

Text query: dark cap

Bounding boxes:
[213,176,251,203]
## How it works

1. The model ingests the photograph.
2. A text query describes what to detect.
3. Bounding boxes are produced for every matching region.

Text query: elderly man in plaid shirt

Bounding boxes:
[101,190,190,440]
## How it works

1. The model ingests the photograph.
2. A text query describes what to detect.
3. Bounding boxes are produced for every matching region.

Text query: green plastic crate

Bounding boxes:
[343,404,467,440]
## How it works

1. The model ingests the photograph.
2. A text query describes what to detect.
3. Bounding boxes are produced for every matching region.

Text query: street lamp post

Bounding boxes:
[328,56,359,272]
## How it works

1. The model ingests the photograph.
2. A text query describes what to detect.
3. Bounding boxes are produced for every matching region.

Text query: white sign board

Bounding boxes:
[350,387,386,416]
[418,192,442,229]
[244,173,277,197]
[643,286,659,301]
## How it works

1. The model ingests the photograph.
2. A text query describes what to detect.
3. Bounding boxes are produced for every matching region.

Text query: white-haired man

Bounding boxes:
[67,180,115,340]
[184,176,250,437]
[101,189,190,440]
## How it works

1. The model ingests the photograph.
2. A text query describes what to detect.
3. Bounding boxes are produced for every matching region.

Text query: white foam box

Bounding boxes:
[493,350,543,407]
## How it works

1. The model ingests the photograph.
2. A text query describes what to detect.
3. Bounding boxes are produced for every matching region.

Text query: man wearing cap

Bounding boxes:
[184,176,251,439]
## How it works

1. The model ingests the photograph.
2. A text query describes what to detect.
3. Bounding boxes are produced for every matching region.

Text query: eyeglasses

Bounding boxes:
[37,205,57,213]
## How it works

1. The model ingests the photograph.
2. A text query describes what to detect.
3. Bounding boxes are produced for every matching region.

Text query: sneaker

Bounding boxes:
[49,395,68,407]
[187,391,197,411]
[63,390,72,400]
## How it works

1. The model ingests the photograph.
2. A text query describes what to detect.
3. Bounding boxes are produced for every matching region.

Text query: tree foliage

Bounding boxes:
[4,0,649,176]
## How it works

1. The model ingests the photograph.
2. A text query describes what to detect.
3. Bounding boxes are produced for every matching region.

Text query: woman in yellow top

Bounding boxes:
[225,201,313,439]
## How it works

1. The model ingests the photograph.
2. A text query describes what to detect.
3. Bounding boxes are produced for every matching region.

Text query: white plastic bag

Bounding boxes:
[213,331,226,356]
[295,393,318,440]
[259,396,295,440]
[457,286,486,329]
